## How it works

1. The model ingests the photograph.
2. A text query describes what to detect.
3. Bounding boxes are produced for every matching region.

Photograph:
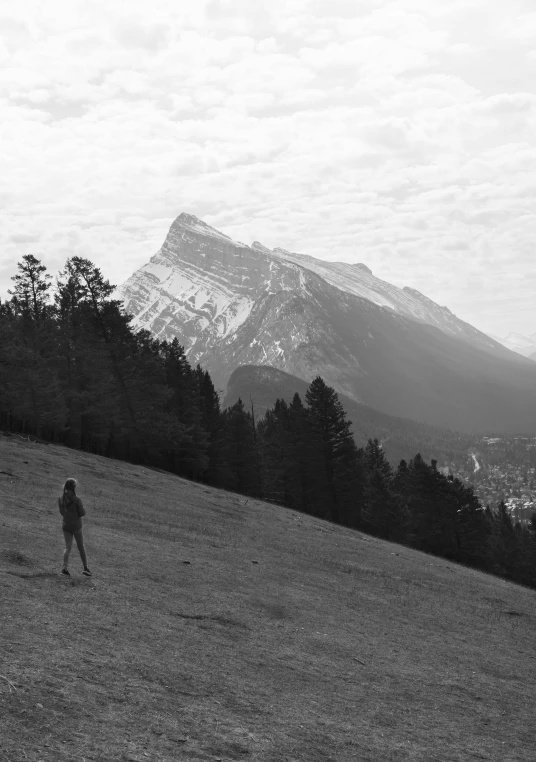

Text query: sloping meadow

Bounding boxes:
[1,432,535,761]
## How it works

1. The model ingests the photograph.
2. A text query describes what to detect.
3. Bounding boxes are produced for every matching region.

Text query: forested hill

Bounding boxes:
[224,364,475,467]
[2,254,536,589]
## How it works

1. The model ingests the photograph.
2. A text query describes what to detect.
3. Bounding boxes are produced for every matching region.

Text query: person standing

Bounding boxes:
[58,478,92,577]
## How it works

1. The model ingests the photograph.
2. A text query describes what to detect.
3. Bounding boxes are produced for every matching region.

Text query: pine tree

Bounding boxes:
[55,261,120,448]
[257,398,294,506]
[194,364,224,483]
[305,377,362,525]
[488,500,519,578]
[287,393,316,514]
[447,477,489,568]
[1,256,65,433]
[221,398,260,496]
[362,439,406,540]
[395,454,452,555]
[55,258,177,460]
[74,258,139,421]
[8,254,52,323]
[159,340,209,478]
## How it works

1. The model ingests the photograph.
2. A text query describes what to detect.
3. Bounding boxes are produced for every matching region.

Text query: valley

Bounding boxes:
[444,437,536,522]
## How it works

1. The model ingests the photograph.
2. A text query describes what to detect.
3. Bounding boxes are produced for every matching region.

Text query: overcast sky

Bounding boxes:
[1,0,535,338]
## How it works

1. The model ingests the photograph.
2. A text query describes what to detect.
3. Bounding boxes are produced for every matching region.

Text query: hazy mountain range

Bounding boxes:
[118,213,536,434]
[492,332,536,360]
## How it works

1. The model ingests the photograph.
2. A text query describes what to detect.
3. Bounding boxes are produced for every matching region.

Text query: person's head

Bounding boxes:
[63,478,77,494]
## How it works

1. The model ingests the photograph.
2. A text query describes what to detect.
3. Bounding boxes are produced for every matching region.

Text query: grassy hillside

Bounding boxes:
[1,433,535,762]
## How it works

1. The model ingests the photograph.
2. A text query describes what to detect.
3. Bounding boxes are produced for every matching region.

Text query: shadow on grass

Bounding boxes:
[172,612,249,629]
[5,569,62,579]
[3,568,96,589]
[205,740,250,759]
[2,550,33,566]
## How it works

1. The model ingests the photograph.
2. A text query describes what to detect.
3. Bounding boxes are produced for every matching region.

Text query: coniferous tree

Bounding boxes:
[221,398,260,496]
[8,254,52,323]
[395,454,454,555]
[160,340,208,477]
[258,398,304,506]
[1,256,66,432]
[488,500,519,578]
[55,261,116,448]
[257,398,289,504]
[66,256,140,435]
[395,455,489,563]
[194,364,224,483]
[287,392,316,514]
[362,439,406,540]
[446,476,489,568]
[305,377,362,525]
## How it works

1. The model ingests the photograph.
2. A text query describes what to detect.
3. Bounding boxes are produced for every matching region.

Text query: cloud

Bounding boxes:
[9,233,41,244]
[0,0,536,336]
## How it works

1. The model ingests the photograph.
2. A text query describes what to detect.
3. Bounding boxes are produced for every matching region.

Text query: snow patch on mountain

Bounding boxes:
[118,212,516,362]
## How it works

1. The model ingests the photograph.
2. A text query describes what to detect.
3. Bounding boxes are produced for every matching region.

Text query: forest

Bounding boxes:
[2,254,536,589]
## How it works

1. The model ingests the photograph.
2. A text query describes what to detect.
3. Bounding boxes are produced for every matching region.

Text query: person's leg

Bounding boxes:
[73,529,88,569]
[63,531,73,569]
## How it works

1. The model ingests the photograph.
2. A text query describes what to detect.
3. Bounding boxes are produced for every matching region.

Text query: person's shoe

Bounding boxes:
[61,568,70,576]
[82,567,92,577]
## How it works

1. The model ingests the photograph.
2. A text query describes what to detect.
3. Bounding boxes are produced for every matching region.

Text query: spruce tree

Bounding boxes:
[159,340,209,477]
[194,364,224,483]
[1,256,65,433]
[258,398,294,506]
[304,376,362,525]
[221,398,260,496]
[55,261,121,448]
[488,500,519,578]
[362,439,406,540]
[288,392,316,514]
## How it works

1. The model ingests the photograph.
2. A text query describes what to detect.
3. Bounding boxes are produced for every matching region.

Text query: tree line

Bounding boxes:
[2,255,535,588]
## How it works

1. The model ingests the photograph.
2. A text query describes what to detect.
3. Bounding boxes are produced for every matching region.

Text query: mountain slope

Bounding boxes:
[118,213,536,433]
[2,434,536,761]
[266,244,512,358]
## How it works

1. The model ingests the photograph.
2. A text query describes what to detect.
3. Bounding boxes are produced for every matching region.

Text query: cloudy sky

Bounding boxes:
[1,0,536,338]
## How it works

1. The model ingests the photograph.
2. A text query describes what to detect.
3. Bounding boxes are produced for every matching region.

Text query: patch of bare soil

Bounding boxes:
[1,433,535,761]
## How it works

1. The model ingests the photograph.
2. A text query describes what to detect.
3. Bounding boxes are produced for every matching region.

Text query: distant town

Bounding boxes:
[439,436,536,524]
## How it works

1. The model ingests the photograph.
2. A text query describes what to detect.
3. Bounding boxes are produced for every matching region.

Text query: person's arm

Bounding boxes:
[77,498,86,518]
[58,496,65,516]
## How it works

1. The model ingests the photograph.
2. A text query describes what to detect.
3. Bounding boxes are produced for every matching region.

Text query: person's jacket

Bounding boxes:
[58,492,85,532]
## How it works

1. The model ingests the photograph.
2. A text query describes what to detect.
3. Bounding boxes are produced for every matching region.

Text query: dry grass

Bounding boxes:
[0,432,535,762]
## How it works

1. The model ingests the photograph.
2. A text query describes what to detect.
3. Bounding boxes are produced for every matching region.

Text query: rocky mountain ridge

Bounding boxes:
[118,213,536,433]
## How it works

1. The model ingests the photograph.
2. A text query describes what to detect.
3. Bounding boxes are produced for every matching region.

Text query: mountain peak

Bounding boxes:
[251,241,272,253]
[175,212,203,224]
[170,212,234,243]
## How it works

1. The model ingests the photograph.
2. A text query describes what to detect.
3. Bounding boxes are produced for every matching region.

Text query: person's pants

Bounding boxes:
[63,529,88,569]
